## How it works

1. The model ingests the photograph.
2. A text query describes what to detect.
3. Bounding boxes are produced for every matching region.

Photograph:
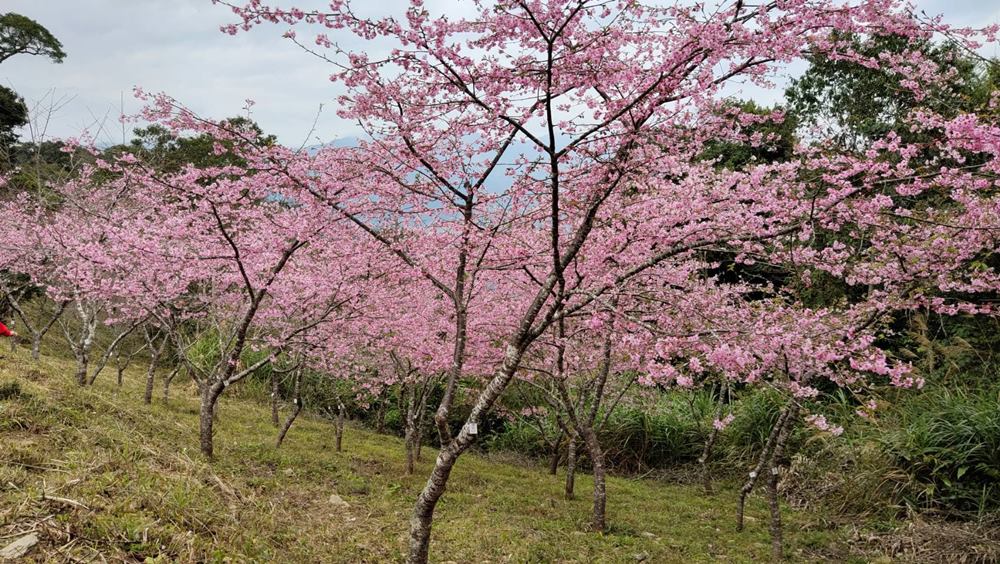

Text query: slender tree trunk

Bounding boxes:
[276,369,303,449]
[700,385,727,495]
[274,398,303,448]
[335,401,345,452]
[565,432,577,500]
[700,424,721,496]
[415,378,432,461]
[163,366,180,403]
[577,424,607,531]
[2,289,68,362]
[67,303,97,387]
[549,431,564,475]
[554,310,613,532]
[405,382,418,474]
[143,330,169,406]
[434,232,471,447]
[407,344,524,564]
[31,336,41,361]
[144,364,157,405]
[768,405,798,561]
[115,350,125,388]
[271,372,281,427]
[74,351,89,386]
[737,405,792,532]
[144,327,161,405]
[199,382,223,458]
[405,428,416,474]
[87,321,142,386]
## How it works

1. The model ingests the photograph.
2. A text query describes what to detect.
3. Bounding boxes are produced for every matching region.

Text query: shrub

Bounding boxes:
[880,385,1000,514]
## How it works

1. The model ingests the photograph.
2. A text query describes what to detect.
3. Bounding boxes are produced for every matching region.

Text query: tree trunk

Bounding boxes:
[74,349,89,386]
[199,383,223,458]
[433,246,470,448]
[335,401,345,452]
[405,426,416,474]
[700,424,721,495]
[415,378,432,461]
[115,350,125,388]
[275,369,303,449]
[31,336,41,361]
[407,343,524,564]
[565,432,577,500]
[768,405,798,561]
[577,424,607,531]
[3,290,68,362]
[700,387,727,495]
[405,382,418,474]
[143,328,168,404]
[737,405,792,532]
[163,366,180,403]
[144,365,157,405]
[87,322,143,386]
[548,431,564,475]
[275,398,302,448]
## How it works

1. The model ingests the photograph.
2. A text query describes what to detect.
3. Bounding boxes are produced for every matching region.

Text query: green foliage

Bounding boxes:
[486,388,792,473]
[0,12,66,64]
[185,329,224,377]
[787,33,998,150]
[716,388,787,462]
[110,118,277,175]
[699,100,798,169]
[0,84,27,165]
[485,419,550,457]
[881,385,1000,513]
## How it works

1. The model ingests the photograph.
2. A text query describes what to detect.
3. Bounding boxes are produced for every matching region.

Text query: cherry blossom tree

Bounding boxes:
[210,2,1000,561]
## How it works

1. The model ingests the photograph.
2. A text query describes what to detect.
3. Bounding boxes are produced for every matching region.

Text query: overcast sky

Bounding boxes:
[2,0,998,147]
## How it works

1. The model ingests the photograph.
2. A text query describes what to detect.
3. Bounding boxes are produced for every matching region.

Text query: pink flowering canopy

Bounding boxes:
[1,0,997,560]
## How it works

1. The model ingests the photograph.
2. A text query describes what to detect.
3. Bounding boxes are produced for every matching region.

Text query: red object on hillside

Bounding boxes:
[0,322,13,337]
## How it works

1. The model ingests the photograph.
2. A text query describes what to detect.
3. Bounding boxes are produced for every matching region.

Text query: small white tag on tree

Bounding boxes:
[467,422,478,435]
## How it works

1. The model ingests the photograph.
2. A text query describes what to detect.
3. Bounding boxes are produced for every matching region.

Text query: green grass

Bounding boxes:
[1,346,851,562]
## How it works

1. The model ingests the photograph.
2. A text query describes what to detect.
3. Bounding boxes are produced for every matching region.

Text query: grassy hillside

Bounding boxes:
[0,346,853,562]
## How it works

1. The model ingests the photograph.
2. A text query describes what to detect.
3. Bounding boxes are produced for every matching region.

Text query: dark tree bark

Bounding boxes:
[114,345,142,389]
[578,425,606,531]
[414,376,433,461]
[553,295,616,531]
